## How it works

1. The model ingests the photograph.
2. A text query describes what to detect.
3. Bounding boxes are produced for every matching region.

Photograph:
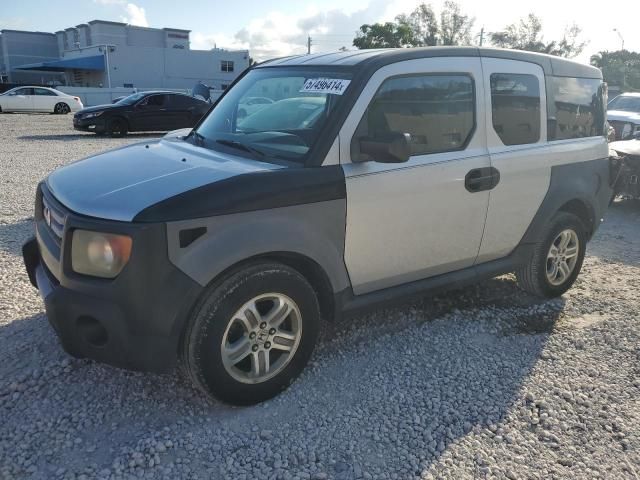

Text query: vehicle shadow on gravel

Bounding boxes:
[588,199,640,267]
[18,133,166,141]
[0,218,33,256]
[0,276,564,478]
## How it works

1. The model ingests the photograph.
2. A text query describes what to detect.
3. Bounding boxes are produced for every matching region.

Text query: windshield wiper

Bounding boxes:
[215,139,265,159]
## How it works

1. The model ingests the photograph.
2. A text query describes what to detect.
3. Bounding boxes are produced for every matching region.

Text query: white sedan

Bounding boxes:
[0,86,83,114]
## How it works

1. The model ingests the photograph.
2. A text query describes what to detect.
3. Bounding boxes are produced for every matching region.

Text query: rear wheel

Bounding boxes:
[54,102,70,114]
[516,212,586,298]
[181,262,320,405]
[108,118,128,137]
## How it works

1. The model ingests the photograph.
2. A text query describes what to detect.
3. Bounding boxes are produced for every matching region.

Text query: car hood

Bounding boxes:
[77,104,122,114]
[46,138,282,222]
[607,110,640,123]
[610,139,640,157]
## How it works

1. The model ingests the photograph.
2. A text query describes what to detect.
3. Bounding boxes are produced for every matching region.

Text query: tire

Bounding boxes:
[54,102,70,114]
[108,118,128,137]
[516,212,587,298]
[181,261,321,405]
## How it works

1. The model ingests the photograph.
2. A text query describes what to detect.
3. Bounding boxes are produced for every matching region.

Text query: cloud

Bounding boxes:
[191,0,390,61]
[93,0,148,27]
[122,3,149,27]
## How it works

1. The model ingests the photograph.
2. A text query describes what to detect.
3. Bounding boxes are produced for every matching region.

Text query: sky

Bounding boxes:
[1,0,639,63]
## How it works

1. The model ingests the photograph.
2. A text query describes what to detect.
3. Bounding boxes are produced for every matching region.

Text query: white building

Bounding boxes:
[1,20,249,90]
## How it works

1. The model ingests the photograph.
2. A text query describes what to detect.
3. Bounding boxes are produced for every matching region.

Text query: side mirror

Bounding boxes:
[357,132,411,163]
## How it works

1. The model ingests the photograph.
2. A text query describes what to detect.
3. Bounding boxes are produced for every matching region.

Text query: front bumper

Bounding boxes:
[73,116,107,133]
[23,184,203,372]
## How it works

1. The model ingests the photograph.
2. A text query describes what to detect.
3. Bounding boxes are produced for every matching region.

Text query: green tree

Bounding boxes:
[490,14,586,58]
[439,1,474,46]
[591,50,640,90]
[353,2,474,49]
[396,4,439,47]
[352,22,416,49]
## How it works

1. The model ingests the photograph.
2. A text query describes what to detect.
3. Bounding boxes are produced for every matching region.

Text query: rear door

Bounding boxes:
[340,57,493,295]
[476,58,550,263]
[4,88,34,111]
[167,94,200,129]
[33,88,58,112]
[132,94,169,131]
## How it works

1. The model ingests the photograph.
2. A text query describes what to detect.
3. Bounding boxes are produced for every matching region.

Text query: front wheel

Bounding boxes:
[107,118,128,137]
[516,212,587,298]
[181,262,320,405]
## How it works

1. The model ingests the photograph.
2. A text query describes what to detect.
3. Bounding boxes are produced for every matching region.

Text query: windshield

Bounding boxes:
[115,92,147,105]
[608,95,640,113]
[191,68,352,164]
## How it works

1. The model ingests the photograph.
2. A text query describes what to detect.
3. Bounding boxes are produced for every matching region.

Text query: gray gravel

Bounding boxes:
[1,114,640,480]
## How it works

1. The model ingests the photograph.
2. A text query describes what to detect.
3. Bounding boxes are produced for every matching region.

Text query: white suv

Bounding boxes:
[608,92,640,140]
[23,48,612,404]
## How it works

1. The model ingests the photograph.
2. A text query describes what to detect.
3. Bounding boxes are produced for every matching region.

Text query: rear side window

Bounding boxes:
[170,94,197,108]
[547,77,606,140]
[34,88,56,96]
[145,95,166,107]
[352,74,475,159]
[490,73,541,145]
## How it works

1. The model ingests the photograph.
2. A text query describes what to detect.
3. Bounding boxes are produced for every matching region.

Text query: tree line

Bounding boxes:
[351,2,639,90]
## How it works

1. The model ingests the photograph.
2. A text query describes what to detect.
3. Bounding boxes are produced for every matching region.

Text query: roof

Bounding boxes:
[0,29,55,36]
[258,47,602,79]
[16,55,105,72]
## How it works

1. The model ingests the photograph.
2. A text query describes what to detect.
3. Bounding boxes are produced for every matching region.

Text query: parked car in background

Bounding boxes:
[73,91,210,136]
[237,96,274,119]
[23,48,611,405]
[610,135,640,199]
[0,86,83,114]
[607,93,640,140]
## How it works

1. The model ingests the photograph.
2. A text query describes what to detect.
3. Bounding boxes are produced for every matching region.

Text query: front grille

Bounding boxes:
[41,189,67,244]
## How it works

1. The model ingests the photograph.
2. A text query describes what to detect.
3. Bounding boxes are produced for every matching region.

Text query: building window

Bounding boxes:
[352,74,475,160]
[490,73,541,146]
[221,60,234,72]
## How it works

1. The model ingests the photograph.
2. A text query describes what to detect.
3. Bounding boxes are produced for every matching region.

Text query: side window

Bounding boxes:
[146,95,166,107]
[14,88,34,95]
[352,74,475,160]
[34,88,56,96]
[170,95,195,108]
[490,73,540,145]
[547,77,605,140]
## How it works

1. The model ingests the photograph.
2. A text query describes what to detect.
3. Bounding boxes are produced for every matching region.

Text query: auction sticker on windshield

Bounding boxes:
[300,78,351,95]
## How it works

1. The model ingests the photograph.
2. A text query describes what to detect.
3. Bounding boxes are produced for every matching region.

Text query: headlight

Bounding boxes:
[622,123,633,139]
[83,111,103,119]
[71,230,132,278]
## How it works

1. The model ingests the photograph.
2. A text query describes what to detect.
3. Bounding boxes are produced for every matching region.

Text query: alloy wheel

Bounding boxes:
[221,293,302,384]
[546,229,580,286]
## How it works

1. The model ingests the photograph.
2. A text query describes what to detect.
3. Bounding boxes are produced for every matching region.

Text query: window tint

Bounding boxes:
[490,73,540,145]
[145,94,166,107]
[34,88,56,96]
[352,74,475,160]
[547,77,605,140]
[14,88,34,95]
[170,94,197,108]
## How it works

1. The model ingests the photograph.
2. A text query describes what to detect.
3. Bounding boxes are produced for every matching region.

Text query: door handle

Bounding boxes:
[465,167,500,193]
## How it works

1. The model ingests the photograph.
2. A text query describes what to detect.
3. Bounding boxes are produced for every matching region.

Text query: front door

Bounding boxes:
[341,57,493,295]
[5,87,34,111]
[132,94,170,131]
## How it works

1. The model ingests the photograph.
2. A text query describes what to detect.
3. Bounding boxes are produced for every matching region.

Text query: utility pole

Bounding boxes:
[307,35,312,54]
[613,29,624,51]
[478,27,485,47]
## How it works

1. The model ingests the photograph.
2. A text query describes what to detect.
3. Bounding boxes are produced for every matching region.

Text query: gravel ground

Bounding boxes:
[1,114,639,480]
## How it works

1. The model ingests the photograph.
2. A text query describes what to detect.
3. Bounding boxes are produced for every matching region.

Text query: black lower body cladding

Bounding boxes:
[23,187,203,372]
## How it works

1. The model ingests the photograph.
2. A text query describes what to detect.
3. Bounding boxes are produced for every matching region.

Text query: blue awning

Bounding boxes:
[16,55,105,72]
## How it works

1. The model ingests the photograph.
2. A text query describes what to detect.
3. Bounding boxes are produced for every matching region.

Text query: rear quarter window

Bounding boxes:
[490,73,541,146]
[547,77,606,140]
